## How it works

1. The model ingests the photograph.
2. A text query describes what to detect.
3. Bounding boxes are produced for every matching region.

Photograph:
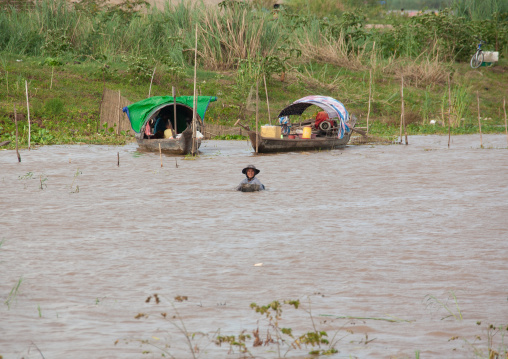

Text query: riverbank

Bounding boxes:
[1,0,507,148]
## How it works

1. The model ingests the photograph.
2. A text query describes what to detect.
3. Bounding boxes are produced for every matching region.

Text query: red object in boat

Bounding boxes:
[314,111,336,131]
[288,135,296,139]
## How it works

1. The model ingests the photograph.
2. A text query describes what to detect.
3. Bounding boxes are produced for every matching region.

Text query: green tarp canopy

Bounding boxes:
[123,96,217,133]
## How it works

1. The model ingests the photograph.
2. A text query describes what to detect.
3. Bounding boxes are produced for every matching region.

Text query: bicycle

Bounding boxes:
[470,39,486,69]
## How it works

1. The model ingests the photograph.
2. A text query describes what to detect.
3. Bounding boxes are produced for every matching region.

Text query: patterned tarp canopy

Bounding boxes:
[277,95,351,139]
[277,95,349,122]
[123,96,217,133]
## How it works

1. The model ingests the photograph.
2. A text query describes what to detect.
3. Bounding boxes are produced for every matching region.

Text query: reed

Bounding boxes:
[5,276,24,309]
[453,0,508,20]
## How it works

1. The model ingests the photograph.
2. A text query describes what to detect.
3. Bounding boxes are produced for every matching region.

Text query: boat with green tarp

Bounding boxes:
[123,95,217,155]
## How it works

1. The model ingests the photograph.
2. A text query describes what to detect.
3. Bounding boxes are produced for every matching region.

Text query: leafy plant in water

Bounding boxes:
[250,299,338,356]
[39,174,48,190]
[5,276,23,309]
[70,168,82,193]
[215,331,252,355]
[424,290,463,321]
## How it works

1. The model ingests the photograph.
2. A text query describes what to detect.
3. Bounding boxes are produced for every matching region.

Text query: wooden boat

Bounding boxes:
[240,95,356,154]
[123,95,217,155]
[246,130,352,153]
[135,126,197,154]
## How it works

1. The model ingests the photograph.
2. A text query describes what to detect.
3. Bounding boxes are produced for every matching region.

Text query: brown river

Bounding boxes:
[1,135,507,359]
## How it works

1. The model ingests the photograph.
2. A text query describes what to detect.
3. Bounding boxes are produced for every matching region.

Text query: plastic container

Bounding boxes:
[288,134,296,139]
[260,125,282,138]
[302,126,312,139]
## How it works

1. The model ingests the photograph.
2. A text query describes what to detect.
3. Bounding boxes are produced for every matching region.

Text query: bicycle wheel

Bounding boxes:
[470,51,484,69]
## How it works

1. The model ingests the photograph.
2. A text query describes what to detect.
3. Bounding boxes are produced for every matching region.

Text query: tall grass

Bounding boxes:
[0,0,506,70]
[453,0,508,20]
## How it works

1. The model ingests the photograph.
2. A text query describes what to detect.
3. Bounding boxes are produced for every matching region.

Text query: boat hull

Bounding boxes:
[248,131,352,153]
[135,128,201,155]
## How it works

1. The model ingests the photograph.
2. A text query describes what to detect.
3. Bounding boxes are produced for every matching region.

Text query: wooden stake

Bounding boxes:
[117,90,121,135]
[191,24,198,156]
[263,74,271,125]
[25,80,31,150]
[50,66,54,90]
[6,71,8,96]
[477,91,483,148]
[367,69,372,134]
[14,105,20,162]
[117,152,119,167]
[503,97,507,146]
[148,66,156,97]
[172,86,177,138]
[256,78,259,153]
[175,158,178,168]
[447,73,452,148]
[159,143,163,167]
[399,75,404,144]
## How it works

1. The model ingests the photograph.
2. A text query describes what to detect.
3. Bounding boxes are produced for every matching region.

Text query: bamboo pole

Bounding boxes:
[256,79,259,153]
[50,66,54,90]
[263,74,271,125]
[477,91,483,148]
[14,105,20,162]
[399,75,404,144]
[117,90,121,135]
[148,66,156,97]
[25,80,31,150]
[117,152,119,167]
[159,143,163,167]
[447,73,452,148]
[191,24,198,156]
[6,71,8,96]
[172,86,177,138]
[503,97,507,146]
[367,69,372,134]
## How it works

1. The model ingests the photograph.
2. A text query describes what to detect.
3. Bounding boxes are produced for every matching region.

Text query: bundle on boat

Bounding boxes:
[123,95,217,155]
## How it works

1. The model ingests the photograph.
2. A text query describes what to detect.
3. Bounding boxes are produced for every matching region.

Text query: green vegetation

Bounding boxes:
[133,294,508,358]
[0,0,507,148]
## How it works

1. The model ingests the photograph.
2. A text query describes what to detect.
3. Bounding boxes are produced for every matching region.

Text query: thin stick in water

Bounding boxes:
[175,158,178,168]
[117,152,119,167]
[477,91,483,148]
[148,66,156,98]
[159,143,163,167]
[14,105,20,162]
[25,80,31,150]
[263,74,271,125]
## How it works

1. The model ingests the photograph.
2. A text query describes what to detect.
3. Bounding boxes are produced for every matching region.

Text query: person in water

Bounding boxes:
[237,165,265,191]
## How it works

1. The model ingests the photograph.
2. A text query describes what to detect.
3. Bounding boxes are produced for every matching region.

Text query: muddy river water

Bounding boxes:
[1,135,507,359]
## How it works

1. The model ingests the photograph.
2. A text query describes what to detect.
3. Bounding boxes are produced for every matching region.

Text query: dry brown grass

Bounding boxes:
[198,8,267,70]
[297,34,366,71]
[385,55,450,88]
